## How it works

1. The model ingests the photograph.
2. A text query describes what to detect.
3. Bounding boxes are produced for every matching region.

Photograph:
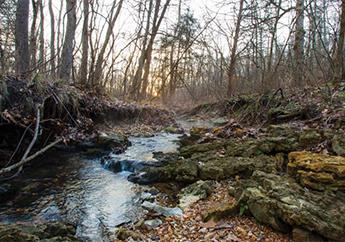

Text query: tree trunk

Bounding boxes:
[79,0,89,87]
[29,0,38,71]
[293,0,305,88]
[334,0,345,82]
[59,0,76,81]
[0,32,4,73]
[56,1,63,67]
[15,0,30,79]
[48,0,56,77]
[227,0,244,97]
[38,0,45,73]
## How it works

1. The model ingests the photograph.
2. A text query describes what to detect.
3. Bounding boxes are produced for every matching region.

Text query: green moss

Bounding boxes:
[299,130,323,146]
[180,140,229,158]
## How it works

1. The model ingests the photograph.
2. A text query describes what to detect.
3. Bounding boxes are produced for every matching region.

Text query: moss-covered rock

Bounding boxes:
[225,139,263,157]
[236,171,345,241]
[130,153,280,185]
[0,227,40,242]
[202,202,239,222]
[178,180,213,209]
[332,134,345,156]
[258,136,299,154]
[164,125,184,134]
[96,132,130,151]
[0,222,79,242]
[298,130,323,147]
[128,159,199,184]
[77,132,130,155]
[180,140,229,158]
[288,151,345,191]
[199,155,277,180]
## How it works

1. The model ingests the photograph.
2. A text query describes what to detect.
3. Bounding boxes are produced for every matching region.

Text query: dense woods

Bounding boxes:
[0,0,343,105]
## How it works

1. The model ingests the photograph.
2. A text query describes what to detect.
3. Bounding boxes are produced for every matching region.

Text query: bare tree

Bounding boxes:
[15,0,30,79]
[293,0,305,87]
[167,0,182,102]
[227,0,244,97]
[140,0,172,99]
[38,0,45,73]
[59,0,77,81]
[79,0,89,87]
[29,0,38,71]
[334,0,345,82]
[48,0,56,76]
[91,0,124,88]
[266,0,282,88]
[130,0,154,98]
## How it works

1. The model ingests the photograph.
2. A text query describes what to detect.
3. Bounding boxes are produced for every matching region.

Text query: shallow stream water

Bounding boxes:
[0,132,180,241]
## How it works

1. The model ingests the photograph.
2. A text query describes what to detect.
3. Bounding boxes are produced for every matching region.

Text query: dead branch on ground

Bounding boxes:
[0,105,62,176]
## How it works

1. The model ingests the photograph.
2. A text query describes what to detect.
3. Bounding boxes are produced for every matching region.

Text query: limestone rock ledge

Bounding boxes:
[288,151,345,191]
[237,171,345,241]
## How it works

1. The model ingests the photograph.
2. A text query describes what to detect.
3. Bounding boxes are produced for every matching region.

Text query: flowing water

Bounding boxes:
[0,132,180,241]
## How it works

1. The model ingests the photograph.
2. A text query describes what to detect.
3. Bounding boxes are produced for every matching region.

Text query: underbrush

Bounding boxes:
[184,83,345,127]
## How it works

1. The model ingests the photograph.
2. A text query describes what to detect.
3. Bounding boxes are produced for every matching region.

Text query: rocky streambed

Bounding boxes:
[120,122,345,241]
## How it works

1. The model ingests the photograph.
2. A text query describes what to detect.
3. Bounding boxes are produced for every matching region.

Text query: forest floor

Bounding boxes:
[128,181,290,242]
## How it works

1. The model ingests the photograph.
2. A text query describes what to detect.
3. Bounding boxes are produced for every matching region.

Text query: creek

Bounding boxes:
[0,132,180,241]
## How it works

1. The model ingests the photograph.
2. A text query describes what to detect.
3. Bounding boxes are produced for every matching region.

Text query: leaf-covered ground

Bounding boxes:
[123,182,291,242]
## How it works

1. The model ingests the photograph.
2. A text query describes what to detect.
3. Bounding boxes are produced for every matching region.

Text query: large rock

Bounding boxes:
[180,140,228,158]
[292,228,326,242]
[144,219,163,229]
[107,159,162,173]
[96,132,130,151]
[181,125,325,160]
[129,154,279,185]
[202,202,239,222]
[266,124,299,137]
[237,171,345,241]
[177,180,212,209]
[129,152,280,184]
[0,222,79,242]
[141,201,183,217]
[288,151,345,191]
[77,132,130,155]
[128,160,199,184]
[332,134,345,156]
[199,155,277,180]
